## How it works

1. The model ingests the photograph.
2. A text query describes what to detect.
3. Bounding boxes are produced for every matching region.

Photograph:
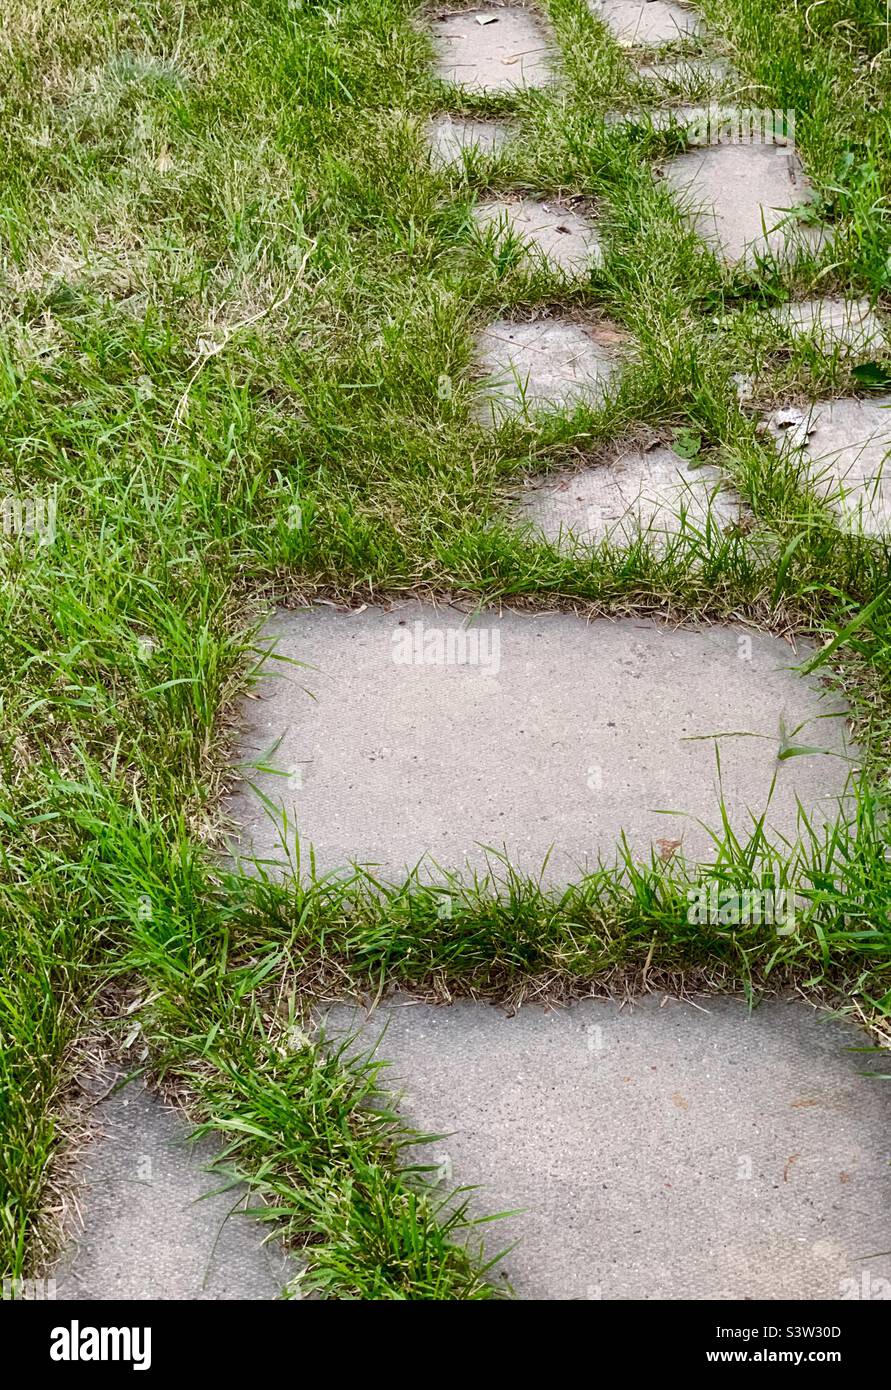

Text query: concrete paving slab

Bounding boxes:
[636,57,734,86]
[605,103,708,131]
[324,993,891,1300]
[227,603,852,885]
[769,298,887,353]
[53,1076,296,1300]
[766,397,891,535]
[590,0,703,47]
[608,104,793,140]
[472,198,603,275]
[473,317,624,422]
[431,7,556,93]
[426,115,515,169]
[513,446,750,546]
[661,144,829,266]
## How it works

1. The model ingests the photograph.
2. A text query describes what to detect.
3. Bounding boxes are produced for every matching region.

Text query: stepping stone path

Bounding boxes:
[766,397,891,535]
[426,114,514,168]
[53,1075,296,1299]
[472,198,602,275]
[229,602,852,886]
[474,317,623,422]
[59,0,885,1305]
[513,444,750,547]
[591,0,703,46]
[770,297,887,353]
[430,7,556,92]
[325,994,891,1300]
[662,145,829,267]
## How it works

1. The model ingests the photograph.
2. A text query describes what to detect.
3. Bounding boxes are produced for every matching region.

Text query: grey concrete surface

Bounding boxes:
[605,103,708,132]
[662,144,829,266]
[513,446,749,547]
[227,603,853,885]
[636,57,734,88]
[426,115,515,169]
[473,317,624,423]
[431,7,556,93]
[766,397,891,535]
[769,298,887,353]
[472,198,603,276]
[323,993,891,1300]
[54,1077,296,1300]
[590,0,703,47]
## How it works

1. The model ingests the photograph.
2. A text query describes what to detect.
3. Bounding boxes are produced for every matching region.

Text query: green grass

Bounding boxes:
[0,0,890,1296]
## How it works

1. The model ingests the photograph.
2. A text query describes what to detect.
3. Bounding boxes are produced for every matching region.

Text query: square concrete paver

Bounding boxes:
[472,198,602,276]
[766,397,891,535]
[662,144,829,266]
[605,103,709,132]
[324,994,891,1300]
[590,0,703,46]
[426,115,515,169]
[53,1076,296,1300]
[431,7,556,92]
[227,604,852,885]
[474,317,624,423]
[770,298,887,353]
[513,446,749,547]
[636,57,734,87]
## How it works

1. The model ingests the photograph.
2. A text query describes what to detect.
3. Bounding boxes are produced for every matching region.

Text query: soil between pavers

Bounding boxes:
[322,992,891,1300]
[53,1076,297,1300]
[227,603,853,886]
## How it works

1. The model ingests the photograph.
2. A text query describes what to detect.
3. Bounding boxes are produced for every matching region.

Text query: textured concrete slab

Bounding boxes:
[770,298,887,353]
[228,603,852,885]
[324,994,891,1300]
[54,1076,296,1300]
[609,104,793,139]
[431,7,556,92]
[590,0,703,47]
[474,317,624,423]
[662,144,829,266]
[513,446,749,547]
[605,103,709,131]
[472,198,602,276]
[637,57,734,87]
[766,397,891,535]
[426,115,515,169]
